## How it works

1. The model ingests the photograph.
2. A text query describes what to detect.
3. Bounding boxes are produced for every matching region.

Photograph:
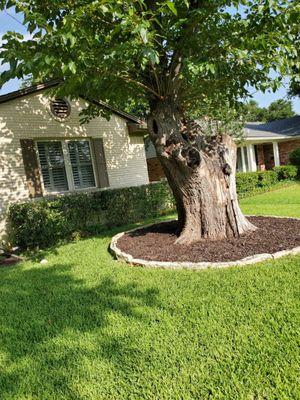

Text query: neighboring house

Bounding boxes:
[239,118,300,172]
[0,81,148,237]
[146,116,300,181]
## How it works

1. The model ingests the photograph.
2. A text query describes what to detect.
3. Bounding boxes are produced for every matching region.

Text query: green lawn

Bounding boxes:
[0,185,299,399]
[240,181,300,217]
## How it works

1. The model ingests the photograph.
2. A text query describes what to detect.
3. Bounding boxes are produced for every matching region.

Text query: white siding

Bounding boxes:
[0,93,148,237]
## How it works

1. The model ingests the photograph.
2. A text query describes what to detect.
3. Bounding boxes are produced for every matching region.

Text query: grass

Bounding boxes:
[0,184,299,399]
[240,181,300,217]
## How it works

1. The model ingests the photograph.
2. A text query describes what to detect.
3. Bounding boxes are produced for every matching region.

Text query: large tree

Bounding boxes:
[266,99,295,122]
[241,100,266,122]
[242,99,295,122]
[1,0,299,244]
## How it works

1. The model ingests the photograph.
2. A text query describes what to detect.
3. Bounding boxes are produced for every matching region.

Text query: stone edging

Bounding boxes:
[109,216,300,270]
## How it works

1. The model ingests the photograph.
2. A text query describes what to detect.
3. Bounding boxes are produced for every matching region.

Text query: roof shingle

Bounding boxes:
[245,116,300,139]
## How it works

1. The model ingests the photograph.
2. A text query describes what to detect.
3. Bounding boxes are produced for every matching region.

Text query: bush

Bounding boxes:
[8,181,175,248]
[9,200,71,248]
[289,147,300,166]
[8,169,295,249]
[236,170,278,194]
[236,172,260,194]
[258,170,278,188]
[274,165,298,180]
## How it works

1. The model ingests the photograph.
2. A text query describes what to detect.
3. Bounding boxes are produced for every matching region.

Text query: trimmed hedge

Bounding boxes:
[236,165,297,195]
[8,182,175,248]
[274,165,298,180]
[236,170,277,195]
[8,166,297,248]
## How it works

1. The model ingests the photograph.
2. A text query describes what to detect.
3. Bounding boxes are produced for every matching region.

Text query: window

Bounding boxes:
[237,147,243,172]
[68,141,95,189]
[37,141,69,192]
[236,146,249,172]
[37,140,96,193]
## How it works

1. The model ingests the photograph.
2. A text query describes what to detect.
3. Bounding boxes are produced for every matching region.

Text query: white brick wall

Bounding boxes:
[0,92,149,237]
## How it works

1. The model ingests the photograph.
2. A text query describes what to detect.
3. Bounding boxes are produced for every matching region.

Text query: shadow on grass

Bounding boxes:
[0,263,160,398]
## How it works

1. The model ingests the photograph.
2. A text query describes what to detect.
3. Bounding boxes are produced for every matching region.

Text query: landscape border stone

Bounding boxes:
[109,215,300,270]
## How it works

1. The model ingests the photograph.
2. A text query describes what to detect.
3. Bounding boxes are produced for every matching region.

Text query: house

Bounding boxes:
[0,81,149,237]
[146,116,300,181]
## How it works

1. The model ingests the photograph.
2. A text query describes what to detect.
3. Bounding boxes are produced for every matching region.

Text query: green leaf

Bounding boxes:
[61,63,68,74]
[143,48,159,65]
[207,64,216,74]
[45,55,52,65]
[140,27,148,44]
[166,1,177,15]
[100,4,109,13]
[68,61,76,74]
[69,35,76,48]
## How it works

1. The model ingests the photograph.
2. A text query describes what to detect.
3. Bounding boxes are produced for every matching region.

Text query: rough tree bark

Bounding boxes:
[147,99,257,244]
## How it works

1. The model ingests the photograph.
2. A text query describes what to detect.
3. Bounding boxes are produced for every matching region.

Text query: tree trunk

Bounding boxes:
[147,99,256,244]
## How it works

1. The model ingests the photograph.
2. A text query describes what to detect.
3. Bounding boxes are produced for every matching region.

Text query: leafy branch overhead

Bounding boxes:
[0,0,299,120]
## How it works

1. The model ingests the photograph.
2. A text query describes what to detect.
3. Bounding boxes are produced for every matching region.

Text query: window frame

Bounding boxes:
[35,138,97,195]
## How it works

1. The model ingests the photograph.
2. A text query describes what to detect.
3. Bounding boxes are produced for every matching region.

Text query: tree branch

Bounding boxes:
[120,75,163,99]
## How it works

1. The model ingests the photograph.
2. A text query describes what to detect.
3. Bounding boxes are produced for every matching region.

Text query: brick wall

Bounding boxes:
[279,139,300,165]
[146,157,165,182]
[0,93,149,237]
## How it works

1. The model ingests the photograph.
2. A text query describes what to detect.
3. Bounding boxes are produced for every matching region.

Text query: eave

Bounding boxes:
[127,122,148,135]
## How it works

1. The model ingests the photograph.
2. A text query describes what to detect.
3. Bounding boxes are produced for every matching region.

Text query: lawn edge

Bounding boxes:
[110,216,300,271]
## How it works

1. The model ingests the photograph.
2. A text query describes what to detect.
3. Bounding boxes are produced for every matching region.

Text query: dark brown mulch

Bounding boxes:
[0,255,22,267]
[117,217,300,263]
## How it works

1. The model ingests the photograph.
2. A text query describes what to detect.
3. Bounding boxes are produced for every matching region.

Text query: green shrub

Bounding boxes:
[8,181,175,248]
[257,170,278,188]
[9,201,69,248]
[8,169,294,249]
[289,147,300,166]
[236,170,280,195]
[236,172,260,194]
[274,165,298,180]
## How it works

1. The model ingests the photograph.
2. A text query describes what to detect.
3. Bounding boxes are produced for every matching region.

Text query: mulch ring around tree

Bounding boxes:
[0,255,22,267]
[116,216,300,263]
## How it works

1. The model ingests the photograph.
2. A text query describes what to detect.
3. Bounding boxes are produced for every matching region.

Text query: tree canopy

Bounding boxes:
[241,100,265,122]
[266,98,295,121]
[0,0,299,121]
[290,82,300,97]
[242,98,295,122]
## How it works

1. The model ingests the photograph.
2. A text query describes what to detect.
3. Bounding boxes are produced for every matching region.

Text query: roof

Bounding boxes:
[0,79,142,124]
[245,116,300,140]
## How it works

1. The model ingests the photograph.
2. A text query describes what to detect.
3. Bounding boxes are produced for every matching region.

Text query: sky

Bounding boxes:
[1,8,300,114]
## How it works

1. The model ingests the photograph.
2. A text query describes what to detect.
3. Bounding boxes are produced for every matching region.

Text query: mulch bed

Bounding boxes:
[117,216,300,263]
[0,255,22,267]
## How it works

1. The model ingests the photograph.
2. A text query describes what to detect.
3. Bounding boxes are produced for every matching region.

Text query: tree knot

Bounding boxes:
[223,163,232,175]
[182,146,201,169]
